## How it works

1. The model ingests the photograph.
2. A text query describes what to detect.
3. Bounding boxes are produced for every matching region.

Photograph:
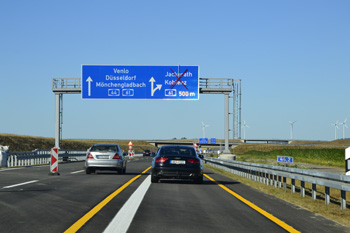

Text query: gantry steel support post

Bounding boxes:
[55,93,61,148]
[224,93,230,153]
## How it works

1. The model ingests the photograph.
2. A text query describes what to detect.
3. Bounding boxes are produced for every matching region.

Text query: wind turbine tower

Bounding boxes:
[340,118,348,140]
[289,121,296,140]
[242,120,249,140]
[201,121,210,138]
[331,121,340,140]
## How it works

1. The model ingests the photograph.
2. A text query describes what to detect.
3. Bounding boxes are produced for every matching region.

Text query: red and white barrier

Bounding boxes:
[128,150,134,159]
[50,148,59,175]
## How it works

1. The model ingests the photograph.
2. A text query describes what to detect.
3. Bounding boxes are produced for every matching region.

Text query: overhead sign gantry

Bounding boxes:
[82,65,199,100]
[52,65,241,156]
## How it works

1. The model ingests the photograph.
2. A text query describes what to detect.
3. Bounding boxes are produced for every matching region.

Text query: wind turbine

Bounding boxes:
[289,121,296,140]
[242,120,250,139]
[201,121,210,138]
[331,121,340,140]
[340,118,348,140]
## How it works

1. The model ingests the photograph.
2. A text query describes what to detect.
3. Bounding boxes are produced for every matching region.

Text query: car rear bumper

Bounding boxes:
[152,167,203,179]
[85,160,123,169]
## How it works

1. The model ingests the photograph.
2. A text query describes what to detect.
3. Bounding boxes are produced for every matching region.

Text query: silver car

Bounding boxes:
[85,144,127,174]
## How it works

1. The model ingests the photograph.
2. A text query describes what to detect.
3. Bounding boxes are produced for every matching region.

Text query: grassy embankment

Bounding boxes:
[0,133,157,152]
[233,140,350,168]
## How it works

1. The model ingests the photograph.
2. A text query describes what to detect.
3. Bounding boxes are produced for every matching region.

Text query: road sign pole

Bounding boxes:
[224,93,230,153]
[55,93,61,149]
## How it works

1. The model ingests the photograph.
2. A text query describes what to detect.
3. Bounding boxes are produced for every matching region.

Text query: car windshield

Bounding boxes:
[91,145,118,152]
[160,147,196,156]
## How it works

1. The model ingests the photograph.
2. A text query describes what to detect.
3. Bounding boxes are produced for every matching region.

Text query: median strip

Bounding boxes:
[204,174,300,233]
[64,166,151,233]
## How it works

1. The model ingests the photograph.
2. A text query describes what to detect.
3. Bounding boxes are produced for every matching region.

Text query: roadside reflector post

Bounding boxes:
[49,147,60,176]
[345,147,350,175]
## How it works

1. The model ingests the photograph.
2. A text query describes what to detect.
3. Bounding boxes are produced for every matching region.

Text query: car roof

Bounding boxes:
[92,144,119,146]
[160,145,194,149]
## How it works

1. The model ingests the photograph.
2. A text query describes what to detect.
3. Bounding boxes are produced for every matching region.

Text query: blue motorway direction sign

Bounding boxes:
[210,138,216,144]
[82,65,199,100]
[199,138,208,144]
[277,156,294,163]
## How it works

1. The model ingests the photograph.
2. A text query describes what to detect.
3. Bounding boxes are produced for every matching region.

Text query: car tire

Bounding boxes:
[194,175,203,184]
[86,168,92,174]
[151,174,159,183]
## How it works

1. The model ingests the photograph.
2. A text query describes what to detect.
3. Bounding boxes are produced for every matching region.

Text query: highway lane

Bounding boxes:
[0,157,348,233]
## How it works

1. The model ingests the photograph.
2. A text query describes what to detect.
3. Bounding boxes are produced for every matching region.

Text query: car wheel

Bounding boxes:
[86,168,91,174]
[151,174,159,183]
[194,175,203,184]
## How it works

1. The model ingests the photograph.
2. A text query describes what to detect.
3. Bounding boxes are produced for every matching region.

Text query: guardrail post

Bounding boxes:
[270,174,273,186]
[301,181,305,197]
[283,177,287,192]
[325,187,330,205]
[312,183,317,201]
[274,175,277,188]
[278,176,282,188]
[291,179,295,193]
[341,190,346,210]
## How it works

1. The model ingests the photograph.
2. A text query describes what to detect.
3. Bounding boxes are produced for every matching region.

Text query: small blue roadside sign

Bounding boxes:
[210,138,216,144]
[277,156,294,163]
[199,138,208,144]
[82,65,199,100]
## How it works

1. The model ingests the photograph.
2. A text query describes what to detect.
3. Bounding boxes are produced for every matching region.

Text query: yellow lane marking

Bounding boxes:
[204,174,300,233]
[64,166,152,233]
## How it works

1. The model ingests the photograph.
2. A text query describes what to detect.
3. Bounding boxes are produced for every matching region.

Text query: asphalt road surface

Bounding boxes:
[0,156,348,233]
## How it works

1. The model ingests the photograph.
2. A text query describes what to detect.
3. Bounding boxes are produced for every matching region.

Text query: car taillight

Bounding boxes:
[155,158,168,163]
[113,153,120,159]
[87,153,93,159]
[188,158,200,164]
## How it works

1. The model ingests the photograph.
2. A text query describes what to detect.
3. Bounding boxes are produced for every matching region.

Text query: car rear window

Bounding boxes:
[160,147,196,156]
[91,145,119,152]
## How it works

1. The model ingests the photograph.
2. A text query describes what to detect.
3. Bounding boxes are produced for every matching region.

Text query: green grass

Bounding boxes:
[238,148,345,167]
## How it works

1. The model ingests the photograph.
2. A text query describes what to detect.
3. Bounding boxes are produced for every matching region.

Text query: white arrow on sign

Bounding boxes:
[86,76,93,96]
[149,77,162,96]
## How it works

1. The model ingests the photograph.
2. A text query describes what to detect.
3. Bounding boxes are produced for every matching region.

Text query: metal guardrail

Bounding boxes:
[7,149,86,167]
[205,157,350,210]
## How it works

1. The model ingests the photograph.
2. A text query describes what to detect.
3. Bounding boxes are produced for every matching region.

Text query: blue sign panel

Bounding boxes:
[199,138,208,144]
[210,138,216,144]
[82,65,199,100]
[277,156,294,163]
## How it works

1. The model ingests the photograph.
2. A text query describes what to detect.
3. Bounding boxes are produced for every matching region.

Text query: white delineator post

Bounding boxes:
[346,147,350,175]
[50,148,60,175]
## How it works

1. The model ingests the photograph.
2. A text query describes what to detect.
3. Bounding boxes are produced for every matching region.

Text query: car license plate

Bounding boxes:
[170,160,185,165]
[97,155,109,159]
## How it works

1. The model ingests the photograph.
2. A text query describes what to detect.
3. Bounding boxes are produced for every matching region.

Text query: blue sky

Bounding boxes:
[1,0,349,141]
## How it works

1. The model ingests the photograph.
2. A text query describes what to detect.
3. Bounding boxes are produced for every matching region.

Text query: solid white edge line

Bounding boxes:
[103,175,151,233]
[0,168,23,172]
[70,170,84,174]
[3,180,39,189]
